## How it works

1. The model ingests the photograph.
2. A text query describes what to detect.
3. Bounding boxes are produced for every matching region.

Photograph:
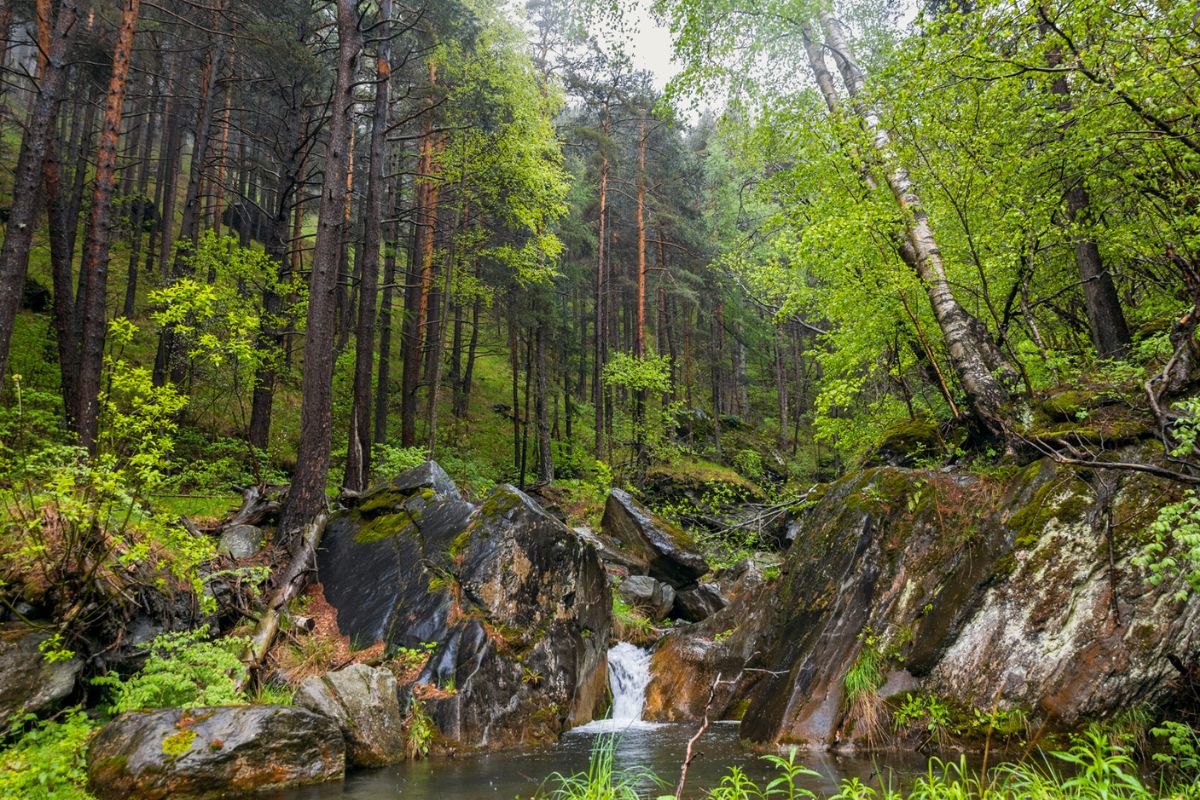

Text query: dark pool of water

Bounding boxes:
[268,722,934,800]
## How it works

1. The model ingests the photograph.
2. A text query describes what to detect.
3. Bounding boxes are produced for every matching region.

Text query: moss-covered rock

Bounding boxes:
[696,451,1200,752]
[318,464,611,752]
[870,415,941,466]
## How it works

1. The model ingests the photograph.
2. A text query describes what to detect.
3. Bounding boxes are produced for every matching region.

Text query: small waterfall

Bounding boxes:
[573,641,658,732]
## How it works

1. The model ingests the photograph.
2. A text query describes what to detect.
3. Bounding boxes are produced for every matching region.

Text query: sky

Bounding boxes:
[609,2,680,90]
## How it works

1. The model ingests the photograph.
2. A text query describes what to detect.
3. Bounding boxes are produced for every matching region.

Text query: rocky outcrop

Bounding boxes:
[0,624,82,728]
[86,705,344,799]
[317,463,610,751]
[647,455,1200,750]
[318,461,474,649]
[673,583,727,622]
[618,575,676,620]
[295,664,406,766]
[602,489,709,587]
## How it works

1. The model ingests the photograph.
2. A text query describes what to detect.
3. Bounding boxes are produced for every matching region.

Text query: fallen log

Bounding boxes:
[238,510,328,690]
[218,485,287,532]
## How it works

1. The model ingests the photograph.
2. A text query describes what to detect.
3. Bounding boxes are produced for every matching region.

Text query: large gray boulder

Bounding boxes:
[673,583,727,622]
[87,705,344,800]
[317,461,474,649]
[316,464,611,751]
[295,664,405,767]
[217,524,262,559]
[601,489,709,588]
[0,624,82,728]
[711,457,1200,750]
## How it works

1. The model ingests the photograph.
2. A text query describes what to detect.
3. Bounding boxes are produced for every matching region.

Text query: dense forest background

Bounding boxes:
[0,0,1199,793]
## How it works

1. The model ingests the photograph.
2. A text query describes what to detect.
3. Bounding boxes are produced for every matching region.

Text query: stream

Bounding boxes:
[268,644,932,799]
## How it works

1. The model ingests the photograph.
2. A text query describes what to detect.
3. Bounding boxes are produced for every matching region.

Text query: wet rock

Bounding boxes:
[217,524,262,560]
[295,664,405,766]
[618,575,676,621]
[729,456,1200,750]
[601,489,708,588]
[319,467,611,751]
[86,705,344,800]
[0,624,82,728]
[422,485,610,748]
[673,583,727,622]
[317,461,474,649]
[644,585,768,722]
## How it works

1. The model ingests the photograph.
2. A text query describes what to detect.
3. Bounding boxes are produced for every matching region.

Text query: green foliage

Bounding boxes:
[1133,490,1200,600]
[0,324,216,653]
[394,641,437,675]
[372,445,429,481]
[1150,721,1200,784]
[611,585,655,645]
[406,699,434,760]
[0,709,96,800]
[894,694,952,739]
[93,627,248,713]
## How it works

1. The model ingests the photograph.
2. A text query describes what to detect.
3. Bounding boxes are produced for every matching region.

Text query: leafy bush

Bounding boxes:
[372,444,429,482]
[93,627,248,713]
[0,708,96,800]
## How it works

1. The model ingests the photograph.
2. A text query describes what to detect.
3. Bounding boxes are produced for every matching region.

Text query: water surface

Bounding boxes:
[270,722,932,800]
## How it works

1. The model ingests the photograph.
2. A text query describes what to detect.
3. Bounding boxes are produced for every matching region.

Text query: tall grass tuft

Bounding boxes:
[543,735,660,800]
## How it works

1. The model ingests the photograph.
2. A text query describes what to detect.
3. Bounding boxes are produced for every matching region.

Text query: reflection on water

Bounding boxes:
[269,722,933,800]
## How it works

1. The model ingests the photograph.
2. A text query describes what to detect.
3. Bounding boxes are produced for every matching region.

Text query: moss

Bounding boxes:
[354,510,417,543]
[1040,389,1100,422]
[449,527,473,557]
[1008,472,1092,547]
[727,697,751,721]
[645,458,765,501]
[478,486,525,519]
[357,488,411,516]
[874,415,941,458]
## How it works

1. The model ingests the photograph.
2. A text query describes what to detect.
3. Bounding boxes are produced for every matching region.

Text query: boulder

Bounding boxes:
[0,624,82,728]
[869,416,941,466]
[618,575,676,621]
[317,464,611,751]
[673,583,727,622]
[295,664,405,766]
[726,457,1200,750]
[217,524,262,560]
[601,489,708,588]
[423,485,610,747]
[86,705,344,800]
[317,461,474,649]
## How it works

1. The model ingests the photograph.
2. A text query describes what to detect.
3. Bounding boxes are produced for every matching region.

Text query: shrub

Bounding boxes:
[0,708,96,800]
[93,627,248,713]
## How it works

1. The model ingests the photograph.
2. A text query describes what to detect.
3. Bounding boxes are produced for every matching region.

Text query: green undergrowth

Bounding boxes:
[541,728,1200,800]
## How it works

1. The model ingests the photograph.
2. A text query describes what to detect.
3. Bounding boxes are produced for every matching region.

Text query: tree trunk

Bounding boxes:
[535,322,553,483]
[0,0,80,381]
[345,1,391,491]
[401,74,440,447]
[123,74,158,318]
[593,103,610,456]
[73,0,142,451]
[816,14,1013,438]
[276,0,362,548]
[373,174,400,446]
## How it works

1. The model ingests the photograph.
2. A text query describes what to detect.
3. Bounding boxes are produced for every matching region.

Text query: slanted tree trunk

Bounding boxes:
[0,0,80,381]
[276,0,362,549]
[73,0,142,451]
[345,0,391,491]
[814,14,1014,438]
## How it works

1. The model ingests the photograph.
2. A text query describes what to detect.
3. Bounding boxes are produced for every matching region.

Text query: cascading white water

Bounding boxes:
[573,641,659,733]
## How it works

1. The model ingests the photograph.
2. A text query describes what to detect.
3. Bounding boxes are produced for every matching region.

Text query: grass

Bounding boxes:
[612,589,657,646]
[539,728,1200,800]
[543,735,661,800]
